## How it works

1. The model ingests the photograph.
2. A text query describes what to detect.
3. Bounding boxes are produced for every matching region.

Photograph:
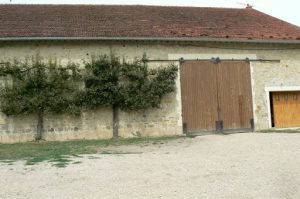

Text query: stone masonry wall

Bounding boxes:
[0,41,184,143]
[0,40,300,142]
[251,60,300,130]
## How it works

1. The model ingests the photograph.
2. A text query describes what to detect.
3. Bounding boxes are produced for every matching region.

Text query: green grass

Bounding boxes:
[0,136,182,167]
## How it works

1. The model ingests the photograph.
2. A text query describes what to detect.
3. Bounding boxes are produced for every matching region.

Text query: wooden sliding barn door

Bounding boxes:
[217,61,253,130]
[181,60,253,133]
[180,61,218,132]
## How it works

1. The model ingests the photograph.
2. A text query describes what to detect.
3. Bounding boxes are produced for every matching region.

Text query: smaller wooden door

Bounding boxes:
[272,91,300,128]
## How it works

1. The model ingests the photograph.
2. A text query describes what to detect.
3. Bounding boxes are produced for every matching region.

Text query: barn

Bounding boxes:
[0,4,300,143]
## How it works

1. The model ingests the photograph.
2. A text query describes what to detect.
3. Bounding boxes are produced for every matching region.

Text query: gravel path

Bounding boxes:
[1,133,300,199]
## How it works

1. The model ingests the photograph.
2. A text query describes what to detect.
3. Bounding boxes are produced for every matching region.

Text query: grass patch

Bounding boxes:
[0,136,181,167]
[185,134,198,138]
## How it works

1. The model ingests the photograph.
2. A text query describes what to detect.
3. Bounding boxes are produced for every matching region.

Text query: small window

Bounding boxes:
[275,95,280,101]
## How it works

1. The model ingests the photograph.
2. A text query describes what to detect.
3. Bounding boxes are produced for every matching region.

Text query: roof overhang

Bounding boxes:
[0,36,300,45]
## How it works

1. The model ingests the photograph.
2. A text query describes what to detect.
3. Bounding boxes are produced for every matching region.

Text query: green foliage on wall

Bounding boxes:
[82,54,178,137]
[0,54,178,140]
[82,54,178,111]
[0,57,81,116]
[0,56,82,140]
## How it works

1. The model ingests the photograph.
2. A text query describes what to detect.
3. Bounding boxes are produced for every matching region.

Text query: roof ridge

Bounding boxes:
[0,4,247,10]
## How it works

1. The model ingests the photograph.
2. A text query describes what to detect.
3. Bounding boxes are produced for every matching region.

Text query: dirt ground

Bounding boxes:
[1,133,300,199]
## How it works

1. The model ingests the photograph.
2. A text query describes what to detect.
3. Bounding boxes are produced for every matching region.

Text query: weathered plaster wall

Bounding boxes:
[0,40,300,142]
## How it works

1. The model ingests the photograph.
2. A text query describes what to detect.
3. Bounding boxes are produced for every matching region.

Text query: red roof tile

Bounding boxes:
[0,4,300,41]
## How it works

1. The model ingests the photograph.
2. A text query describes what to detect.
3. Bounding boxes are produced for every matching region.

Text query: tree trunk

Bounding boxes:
[112,106,119,138]
[36,111,44,141]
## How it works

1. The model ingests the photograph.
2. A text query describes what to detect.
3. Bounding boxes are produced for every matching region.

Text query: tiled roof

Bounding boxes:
[0,4,300,41]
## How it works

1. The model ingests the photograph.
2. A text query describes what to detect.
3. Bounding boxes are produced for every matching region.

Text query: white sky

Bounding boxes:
[1,0,299,26]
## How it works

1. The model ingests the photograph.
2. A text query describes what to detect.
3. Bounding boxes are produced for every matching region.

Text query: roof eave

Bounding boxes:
[0,36,300,44]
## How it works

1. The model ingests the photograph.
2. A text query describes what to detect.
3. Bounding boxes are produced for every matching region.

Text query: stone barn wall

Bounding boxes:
[0,40,299,142]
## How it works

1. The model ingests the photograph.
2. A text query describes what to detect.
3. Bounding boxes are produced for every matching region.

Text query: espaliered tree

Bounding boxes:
[0,57,81,140]
[83,54,178,138]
